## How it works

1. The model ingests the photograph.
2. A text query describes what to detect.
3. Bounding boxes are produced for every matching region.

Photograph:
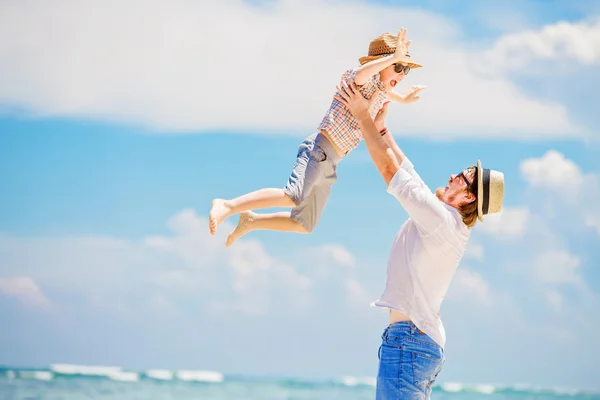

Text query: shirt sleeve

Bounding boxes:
[341,69,357,85]
[387,158,450,234]
[341,68,379,88]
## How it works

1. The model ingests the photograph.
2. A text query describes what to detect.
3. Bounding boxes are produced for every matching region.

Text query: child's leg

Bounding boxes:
[209,188,294,235]
[210,134,317,235]
[225,211,306,247]
[226,141,339,247]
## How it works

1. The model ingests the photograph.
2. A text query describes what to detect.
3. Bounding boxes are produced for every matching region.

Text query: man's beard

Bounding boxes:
[436,188,444,200]
[436,188,457,203]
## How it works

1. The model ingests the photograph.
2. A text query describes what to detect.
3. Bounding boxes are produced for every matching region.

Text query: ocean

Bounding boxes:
[1,364,598,400]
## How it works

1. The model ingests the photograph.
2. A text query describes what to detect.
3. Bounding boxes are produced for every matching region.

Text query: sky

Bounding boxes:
[1,0,600,391]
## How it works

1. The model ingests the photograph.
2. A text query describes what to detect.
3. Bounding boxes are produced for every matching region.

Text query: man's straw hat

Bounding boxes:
[358,32,422,68]
[476,160,505,222]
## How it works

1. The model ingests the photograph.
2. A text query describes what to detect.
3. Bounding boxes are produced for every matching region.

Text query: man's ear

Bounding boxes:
[465,192,476,203]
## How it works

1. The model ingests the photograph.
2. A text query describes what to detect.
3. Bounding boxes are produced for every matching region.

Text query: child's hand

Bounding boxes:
[398,85,426,104]
[394,28,412,60]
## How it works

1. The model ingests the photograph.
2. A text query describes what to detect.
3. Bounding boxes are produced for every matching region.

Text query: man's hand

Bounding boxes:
[336,83,401,185]
[334,81,376,121]
[394,28,412,61]
[374,101,389,132]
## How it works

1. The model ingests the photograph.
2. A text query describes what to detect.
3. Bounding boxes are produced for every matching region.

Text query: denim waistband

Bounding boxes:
[385,321,423,334]
[382,321,440,348]
[314,132,343,165]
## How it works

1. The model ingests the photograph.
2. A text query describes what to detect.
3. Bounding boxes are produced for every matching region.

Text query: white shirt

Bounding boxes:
[372,158,471,349]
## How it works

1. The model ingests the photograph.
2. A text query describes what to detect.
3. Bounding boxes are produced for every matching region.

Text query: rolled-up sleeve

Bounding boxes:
[387,158,449,234]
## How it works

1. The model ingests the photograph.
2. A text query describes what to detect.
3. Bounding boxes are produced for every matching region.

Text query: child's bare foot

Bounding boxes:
[209,199,232,235]
[226,211,255,247]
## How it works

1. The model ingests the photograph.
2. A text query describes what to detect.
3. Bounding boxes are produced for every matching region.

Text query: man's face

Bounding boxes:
[436,167,477,207]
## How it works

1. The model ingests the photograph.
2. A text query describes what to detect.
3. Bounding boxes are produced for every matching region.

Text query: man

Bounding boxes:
[334,81,505,399]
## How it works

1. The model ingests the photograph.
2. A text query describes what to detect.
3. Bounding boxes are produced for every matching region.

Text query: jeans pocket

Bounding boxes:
[412,351,444,392]
[309,146,327,163]
[378,343,401,380]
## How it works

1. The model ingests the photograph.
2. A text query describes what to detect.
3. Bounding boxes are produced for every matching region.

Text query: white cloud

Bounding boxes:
[519,150,600,236]
[520,150,583,190]
[526,249,597,312]
[482,17,600,71]
[447,268,492,306]
[464,242,485,261]
[0,0,577,139]
[586,215,600,236]
[0,276,50,308]
[534,250,583,287]
[346,278,370,306]
[311,244,356,268]
[0,209,361,316]
[545,289,564,312]
[476,151,600,313]
[478,207,530,237]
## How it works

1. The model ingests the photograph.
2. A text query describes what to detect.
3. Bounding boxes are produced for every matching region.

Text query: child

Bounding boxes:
[210,28,425,247]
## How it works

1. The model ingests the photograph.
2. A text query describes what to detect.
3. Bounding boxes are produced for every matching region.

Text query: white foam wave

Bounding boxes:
[50,364,122,377]
[146,369,174,380]
[108,371,139,382]
[512,383,537,392]
[550,386,583,396]
[475,384,496,394]
[441,382,463,392]
[341,376,376,387]
[18,371,53,381]
[441,382,495,394]
[176,370,223,383]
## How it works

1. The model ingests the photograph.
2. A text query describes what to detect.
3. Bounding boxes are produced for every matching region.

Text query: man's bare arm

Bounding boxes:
[372,101,407,166]
[382,131,407,170]
[335,82,402,185]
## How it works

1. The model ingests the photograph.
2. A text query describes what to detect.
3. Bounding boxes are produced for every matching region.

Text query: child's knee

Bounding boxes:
[302,222,314,233]
[290,211,317,234]
[300,216,319,233]
[283,186,304,206]
[283,191,300,207]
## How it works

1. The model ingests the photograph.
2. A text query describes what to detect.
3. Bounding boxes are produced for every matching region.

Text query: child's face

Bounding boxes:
[379,64,407,92]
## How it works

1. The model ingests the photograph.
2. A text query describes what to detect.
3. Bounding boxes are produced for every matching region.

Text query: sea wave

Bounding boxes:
[0,365,223,384]
[17,371,53,381]
[437,382,600,396]
[341,376,376,388]
[440,383,496,394]
[50,364,122,377]
[175,370,223,383]
[108,371,139,382]
[145,369,174,381]
[1,366,598,396]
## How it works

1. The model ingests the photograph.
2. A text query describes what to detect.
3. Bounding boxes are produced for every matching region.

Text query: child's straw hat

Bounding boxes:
[358,32,422,68]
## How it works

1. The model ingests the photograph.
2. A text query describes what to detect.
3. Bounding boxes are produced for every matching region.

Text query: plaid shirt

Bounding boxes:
[318,68,388,154]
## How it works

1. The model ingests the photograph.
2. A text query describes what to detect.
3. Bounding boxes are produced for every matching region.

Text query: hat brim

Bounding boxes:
[477,159,484,222]
[358,54,422,68]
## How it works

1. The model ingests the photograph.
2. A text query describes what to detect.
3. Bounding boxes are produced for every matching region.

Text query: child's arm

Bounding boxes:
[354,28,411,85]
[387,85,426,104]
[355,55,399,86]
[387,91,406,103]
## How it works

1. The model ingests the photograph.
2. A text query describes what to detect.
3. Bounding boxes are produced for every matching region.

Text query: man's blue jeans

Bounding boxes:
[376,321,445,399]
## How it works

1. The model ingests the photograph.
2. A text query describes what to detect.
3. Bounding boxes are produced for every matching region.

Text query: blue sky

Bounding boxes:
[1,0,600,391]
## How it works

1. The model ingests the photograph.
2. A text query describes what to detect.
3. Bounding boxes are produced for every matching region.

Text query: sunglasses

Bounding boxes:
[456,172,472,187]
[393,63,410,75]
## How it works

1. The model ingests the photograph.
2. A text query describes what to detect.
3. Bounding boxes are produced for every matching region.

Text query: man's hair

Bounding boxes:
[458,166,478,227]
